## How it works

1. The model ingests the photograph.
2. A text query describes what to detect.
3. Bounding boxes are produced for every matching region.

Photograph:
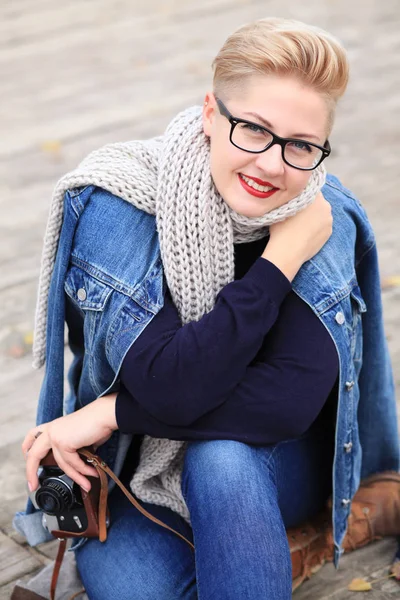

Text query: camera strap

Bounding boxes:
[50,448,194,600]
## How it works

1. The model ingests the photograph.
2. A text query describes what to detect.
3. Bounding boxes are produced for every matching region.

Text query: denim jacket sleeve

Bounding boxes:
[12,186,96,546]
[356,241,400,477]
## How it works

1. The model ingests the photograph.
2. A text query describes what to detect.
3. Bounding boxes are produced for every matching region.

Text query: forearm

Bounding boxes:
[116,292,339,438]
[116,356,338,444]
[120,257,291,426]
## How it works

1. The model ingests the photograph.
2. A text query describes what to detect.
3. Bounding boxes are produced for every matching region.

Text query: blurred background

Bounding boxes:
[0,0,399,594]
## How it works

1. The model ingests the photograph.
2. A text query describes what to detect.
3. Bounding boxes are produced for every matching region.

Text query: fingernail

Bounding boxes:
[28,482,33,492]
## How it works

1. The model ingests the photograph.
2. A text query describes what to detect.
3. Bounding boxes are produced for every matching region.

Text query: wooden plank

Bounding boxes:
[0,531,42,586]
[0,573,35,600]
[294,539,399,599]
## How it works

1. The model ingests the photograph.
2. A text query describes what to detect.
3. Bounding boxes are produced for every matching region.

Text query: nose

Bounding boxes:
[254,143,285,178]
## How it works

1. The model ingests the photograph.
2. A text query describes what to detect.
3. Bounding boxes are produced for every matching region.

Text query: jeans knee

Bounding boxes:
[184,439,251,475]
[182,440,275,501]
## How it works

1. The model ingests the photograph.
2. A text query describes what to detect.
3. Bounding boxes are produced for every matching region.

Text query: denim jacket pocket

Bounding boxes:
[65,265,113,313]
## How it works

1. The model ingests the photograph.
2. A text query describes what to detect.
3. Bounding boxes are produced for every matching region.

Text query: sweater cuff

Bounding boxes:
[245,257,292,306]
[115,388,134,434]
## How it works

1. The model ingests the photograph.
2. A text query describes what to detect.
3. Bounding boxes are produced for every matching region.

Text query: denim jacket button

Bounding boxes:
[343,442,353,453]
[345,381,355,391]
[77,288,87,301]
[335,311,345,325]
[341,498,351,506]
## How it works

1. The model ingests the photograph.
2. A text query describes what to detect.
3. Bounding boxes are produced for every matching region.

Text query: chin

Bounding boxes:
[227,199,271,219]
[239,208,267,218]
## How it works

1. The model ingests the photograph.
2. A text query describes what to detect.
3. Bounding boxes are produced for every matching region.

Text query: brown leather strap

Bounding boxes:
[50,448,194,599]
[67,589,86,600]
[79,448,194,551]
[95,464,109,542]
[50,538,67,600]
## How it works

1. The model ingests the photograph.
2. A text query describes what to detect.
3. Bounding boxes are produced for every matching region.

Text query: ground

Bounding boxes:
[1,0,400,597]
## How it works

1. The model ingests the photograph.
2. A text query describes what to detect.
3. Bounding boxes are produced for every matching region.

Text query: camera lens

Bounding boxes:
[41,494,58,513]
[36,478,74,516]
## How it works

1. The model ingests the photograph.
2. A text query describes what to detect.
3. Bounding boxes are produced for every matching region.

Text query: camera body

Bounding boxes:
[29,449,107,539]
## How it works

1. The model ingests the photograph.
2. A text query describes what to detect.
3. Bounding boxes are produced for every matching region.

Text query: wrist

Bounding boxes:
[261,245,303,282]
[97,394,118,432]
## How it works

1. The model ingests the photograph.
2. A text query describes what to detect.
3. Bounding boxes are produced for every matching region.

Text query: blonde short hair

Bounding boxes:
[213,18,349,132]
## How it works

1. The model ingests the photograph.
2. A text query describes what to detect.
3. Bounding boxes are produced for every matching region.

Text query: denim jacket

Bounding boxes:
[14,174,400,566]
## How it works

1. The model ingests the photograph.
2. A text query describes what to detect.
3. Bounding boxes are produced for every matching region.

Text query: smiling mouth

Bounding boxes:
[238,174,279,198]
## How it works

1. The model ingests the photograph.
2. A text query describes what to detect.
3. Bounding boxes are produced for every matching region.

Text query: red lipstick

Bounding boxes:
[238,174,279,199]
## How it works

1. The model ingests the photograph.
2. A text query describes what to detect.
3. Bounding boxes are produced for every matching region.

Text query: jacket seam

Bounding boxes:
[355,240,376,268]
[70,256,137,296]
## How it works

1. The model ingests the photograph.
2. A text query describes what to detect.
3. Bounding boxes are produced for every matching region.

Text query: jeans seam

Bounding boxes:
[261,444,279,472]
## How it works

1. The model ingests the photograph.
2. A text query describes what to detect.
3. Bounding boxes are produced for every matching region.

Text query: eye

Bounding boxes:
[288,141,313,153]
[239,122,265,134]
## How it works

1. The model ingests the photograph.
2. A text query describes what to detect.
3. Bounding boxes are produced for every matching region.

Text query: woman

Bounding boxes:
[17,17,399,599]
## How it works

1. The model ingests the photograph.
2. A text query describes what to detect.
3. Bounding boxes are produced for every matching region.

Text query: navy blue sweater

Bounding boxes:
[115,237,339,445]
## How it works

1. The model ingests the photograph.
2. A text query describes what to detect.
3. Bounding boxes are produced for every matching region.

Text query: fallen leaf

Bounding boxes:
[40,140,62,155]
[4,329,33,358]
[390,558,400,581]
[23,331,34,346]
[348,572,398,591]
[348,577,372,591]
[8,343,26,359]
[185,61,208,75]
[132,58,149,70]
[381,275,400,290]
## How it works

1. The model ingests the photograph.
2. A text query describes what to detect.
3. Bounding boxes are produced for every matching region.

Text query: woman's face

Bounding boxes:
[203,75,330,217]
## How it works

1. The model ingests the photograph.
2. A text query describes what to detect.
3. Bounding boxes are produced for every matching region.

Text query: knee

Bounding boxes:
[182,440,272,498]
[184,440,251,476]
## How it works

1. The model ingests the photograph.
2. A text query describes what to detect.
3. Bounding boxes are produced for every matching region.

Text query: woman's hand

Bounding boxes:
[262,192,333,281]
[22,394,119,494]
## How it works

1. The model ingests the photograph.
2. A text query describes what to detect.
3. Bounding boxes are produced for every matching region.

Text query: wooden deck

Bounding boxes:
[1,0,400,597]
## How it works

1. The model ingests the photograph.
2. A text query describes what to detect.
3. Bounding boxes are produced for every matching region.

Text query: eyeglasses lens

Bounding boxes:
[232,123,323,169]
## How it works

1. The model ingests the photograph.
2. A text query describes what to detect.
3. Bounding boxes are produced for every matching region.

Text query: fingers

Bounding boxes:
[22,427,46,458]
[52,447,98,493]
[23,427,99,494]
[24,429,51,492]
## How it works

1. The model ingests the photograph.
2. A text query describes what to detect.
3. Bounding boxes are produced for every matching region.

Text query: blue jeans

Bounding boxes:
[76,429,333,599]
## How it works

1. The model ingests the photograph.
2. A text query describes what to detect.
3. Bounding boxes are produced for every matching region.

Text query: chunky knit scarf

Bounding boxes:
[33,105,326,522]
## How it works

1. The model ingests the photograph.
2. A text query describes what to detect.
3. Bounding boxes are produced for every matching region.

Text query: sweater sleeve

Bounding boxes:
[116,289,339,444]
[117,257,291,426]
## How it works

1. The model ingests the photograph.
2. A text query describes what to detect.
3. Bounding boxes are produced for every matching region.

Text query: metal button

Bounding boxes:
[341,498,351,507]
[335,311,345,325]
[345,381,355,391]
[343,442,353,453]
[77,288,87,301]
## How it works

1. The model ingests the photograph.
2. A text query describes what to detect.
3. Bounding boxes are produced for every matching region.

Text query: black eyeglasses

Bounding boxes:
[216,98,331,171]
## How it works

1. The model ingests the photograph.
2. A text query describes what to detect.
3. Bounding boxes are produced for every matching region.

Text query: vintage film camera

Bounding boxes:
[28,449,108,539]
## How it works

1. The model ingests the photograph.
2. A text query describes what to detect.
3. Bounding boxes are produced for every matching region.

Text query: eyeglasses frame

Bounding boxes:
[215,97,331,171]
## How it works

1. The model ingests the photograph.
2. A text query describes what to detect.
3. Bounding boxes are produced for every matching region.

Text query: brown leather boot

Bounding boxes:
[325,471,400,560]
[288,511,331,591]
[288,471,400,590]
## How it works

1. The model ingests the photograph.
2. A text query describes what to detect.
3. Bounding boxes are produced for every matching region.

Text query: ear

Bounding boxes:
[202,92,217,137]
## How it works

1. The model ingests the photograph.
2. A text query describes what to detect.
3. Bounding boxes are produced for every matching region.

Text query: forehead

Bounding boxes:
[227,74,330,139]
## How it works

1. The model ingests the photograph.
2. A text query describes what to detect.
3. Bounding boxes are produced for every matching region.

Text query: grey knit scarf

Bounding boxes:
[33,105,326,521]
